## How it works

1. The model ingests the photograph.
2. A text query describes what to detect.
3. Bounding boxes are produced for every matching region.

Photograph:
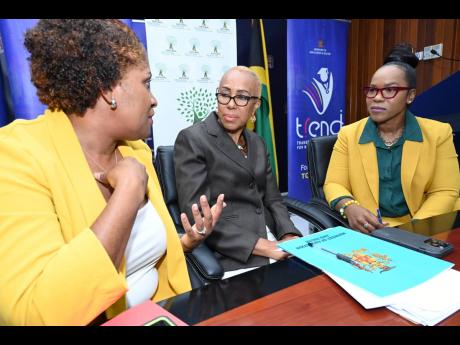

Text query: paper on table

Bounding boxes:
[393,268,460,312]
[327,268,460,310]
[387,303,460,326]
[326,269,460,325]
[326,271,401,309]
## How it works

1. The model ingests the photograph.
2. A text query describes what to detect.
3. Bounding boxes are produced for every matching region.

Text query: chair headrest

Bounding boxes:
[154,145,177,204]
[306,135,337,198]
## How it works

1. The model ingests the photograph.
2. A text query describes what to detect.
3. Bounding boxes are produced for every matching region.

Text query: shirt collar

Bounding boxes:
[359,110,423,145]
[404,110,423,142]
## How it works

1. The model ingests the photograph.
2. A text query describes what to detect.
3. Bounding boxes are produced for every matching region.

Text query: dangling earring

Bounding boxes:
[110,97,117,110]
[251,114,256,123]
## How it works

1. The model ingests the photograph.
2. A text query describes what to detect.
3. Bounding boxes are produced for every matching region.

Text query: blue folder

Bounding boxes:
[278,226,454,297]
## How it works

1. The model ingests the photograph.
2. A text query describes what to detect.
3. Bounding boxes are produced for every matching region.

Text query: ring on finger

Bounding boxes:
[196,227,207,235]
[363,222,370,229]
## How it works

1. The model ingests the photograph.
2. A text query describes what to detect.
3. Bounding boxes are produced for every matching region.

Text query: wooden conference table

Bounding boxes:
[159,211,460,326]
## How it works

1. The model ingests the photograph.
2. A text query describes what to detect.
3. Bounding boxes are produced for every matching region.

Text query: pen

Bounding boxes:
[376,208,383,224]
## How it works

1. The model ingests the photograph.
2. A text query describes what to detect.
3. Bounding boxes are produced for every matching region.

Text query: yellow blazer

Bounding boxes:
[0,110,191,325]
[324,116,460,226]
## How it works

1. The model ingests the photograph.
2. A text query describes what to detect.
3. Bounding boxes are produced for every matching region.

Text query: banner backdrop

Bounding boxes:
[287,19,349,202]
[0,20,138,127]
[145,19,237,151]
[0,19,45,121]
[0,34,10,127]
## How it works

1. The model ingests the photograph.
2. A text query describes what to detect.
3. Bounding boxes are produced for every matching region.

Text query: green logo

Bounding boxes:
[177,87,215,124]
[166,36,177,52]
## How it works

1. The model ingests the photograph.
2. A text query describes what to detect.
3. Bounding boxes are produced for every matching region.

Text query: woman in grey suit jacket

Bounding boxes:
[174,66,302,277]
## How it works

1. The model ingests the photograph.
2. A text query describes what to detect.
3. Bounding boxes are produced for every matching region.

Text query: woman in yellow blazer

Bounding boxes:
[324,43,460,233]
[0,20,224,325]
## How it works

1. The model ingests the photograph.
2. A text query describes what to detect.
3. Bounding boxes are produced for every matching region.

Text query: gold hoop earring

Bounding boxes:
[110,98,117,110]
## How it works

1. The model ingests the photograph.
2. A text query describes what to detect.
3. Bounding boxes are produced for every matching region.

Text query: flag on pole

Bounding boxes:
[248,19,278,184]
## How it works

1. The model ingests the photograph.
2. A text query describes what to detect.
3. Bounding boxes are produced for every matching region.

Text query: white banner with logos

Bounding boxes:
[145,19,237,151]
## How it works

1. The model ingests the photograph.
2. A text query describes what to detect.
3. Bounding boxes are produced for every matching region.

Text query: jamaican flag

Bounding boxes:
[248,19,278,184]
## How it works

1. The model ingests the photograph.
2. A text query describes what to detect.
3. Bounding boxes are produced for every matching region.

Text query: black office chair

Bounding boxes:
[306,135,350,229]
[281,137,351,231]
[282,135,350,232]
[154,145,224,289]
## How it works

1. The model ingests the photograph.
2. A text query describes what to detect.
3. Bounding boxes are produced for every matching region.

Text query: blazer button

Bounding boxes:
[255,208,262,214]
[249,182,255,189]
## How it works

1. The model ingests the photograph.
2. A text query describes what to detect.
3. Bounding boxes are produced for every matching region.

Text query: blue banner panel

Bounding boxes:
[0,19,46,120]
[131,20,148,50]
[0,42,9,127]
[287,19,349,202]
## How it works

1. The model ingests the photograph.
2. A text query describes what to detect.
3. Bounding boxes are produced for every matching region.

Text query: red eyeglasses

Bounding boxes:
[363,86,412,99]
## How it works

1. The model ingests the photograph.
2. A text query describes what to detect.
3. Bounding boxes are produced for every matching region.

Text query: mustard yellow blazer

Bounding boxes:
[324,116,460,226]
[0,110,191,325]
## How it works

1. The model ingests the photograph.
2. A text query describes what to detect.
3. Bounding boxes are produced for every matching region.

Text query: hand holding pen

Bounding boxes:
[357,208,388,234]
[341,202,388,234]
[376,208,383,224]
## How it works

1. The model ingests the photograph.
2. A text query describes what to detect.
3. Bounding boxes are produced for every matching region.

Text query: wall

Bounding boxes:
[347,19,460,124]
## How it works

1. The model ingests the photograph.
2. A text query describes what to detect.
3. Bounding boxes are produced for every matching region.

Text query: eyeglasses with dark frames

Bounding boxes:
[363,86,413,99]
[215,88,261,107]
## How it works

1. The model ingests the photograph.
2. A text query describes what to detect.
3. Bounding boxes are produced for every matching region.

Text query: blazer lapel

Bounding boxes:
[357,142,379,205]
[401,140,422,212]
[46,110,107,229]
[245,129,257,173]
[205,113,255,178]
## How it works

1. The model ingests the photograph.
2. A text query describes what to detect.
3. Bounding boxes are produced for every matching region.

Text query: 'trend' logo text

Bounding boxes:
[295,110,344,139]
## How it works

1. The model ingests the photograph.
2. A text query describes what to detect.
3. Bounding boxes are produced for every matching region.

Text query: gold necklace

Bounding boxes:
[378,127,404,148]
[236,136,248,158]
[84,149,119,173]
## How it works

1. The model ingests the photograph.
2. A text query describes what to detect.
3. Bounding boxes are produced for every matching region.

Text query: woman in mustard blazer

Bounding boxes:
[0,20,224,325]
[324,43,460,233]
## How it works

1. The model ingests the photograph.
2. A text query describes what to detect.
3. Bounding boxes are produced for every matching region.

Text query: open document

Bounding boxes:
[278,227,460,325]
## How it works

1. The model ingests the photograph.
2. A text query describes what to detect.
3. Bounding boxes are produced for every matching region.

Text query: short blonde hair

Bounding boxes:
[221,66,261,97]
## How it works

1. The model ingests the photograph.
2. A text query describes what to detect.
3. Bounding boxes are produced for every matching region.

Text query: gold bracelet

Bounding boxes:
[339,199,360,219]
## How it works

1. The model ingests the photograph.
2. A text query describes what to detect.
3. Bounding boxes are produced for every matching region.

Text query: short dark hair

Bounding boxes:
[383,42,418,88]
[24,19,146,115]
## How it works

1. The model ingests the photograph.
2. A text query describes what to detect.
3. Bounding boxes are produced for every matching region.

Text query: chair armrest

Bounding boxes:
[176,223,223,288]
[308,197,350,228]
[186,242,224,282]
[283,196,349,231]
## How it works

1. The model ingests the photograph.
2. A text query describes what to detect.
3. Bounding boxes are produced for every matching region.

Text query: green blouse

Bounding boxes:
[330,111,423,217]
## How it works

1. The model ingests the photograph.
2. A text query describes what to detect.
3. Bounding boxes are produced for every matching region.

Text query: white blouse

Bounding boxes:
[124,201,167,308]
